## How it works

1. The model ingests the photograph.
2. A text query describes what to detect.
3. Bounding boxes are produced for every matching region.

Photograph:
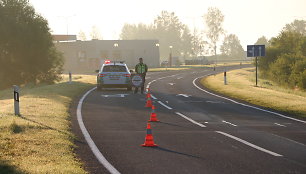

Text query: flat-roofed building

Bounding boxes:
[54,39,160,72]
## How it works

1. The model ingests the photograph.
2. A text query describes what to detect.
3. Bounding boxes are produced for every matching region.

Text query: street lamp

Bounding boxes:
[169,46,173,67]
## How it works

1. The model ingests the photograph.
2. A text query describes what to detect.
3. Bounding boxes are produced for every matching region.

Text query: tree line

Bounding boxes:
[257,20,306,90]
[119,8,245,61]
[0,0,63,89]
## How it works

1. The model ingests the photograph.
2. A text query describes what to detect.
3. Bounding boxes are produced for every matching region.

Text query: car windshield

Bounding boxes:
[102,65,127,72]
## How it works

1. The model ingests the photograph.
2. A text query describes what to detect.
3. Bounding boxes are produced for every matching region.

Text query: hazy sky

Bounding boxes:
[29,0,306,49]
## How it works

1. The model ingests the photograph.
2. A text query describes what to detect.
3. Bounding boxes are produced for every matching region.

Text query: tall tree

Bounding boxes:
[220,34,245,59]
[78,30,87,41]
[90,25,102,40]
[0,0,63,89]
[283,19,306,35]
[204,7,225,57]
[255,36,269,46]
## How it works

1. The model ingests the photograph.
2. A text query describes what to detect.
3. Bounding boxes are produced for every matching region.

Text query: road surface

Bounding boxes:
[72,65,306,174]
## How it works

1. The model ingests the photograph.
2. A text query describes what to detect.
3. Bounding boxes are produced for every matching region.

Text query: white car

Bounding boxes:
[96,60,132,91]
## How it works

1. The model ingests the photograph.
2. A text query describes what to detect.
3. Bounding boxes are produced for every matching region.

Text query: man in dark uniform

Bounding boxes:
[134,57,148,94]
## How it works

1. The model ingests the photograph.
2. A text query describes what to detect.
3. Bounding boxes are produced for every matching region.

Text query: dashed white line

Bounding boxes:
[222,120,238,127]
[193,76,306,124]
[77,87,121,174]
[274,123,286,127]
[175,112,206,127]
[177,77,183,79]
[158,101,173,110]
[216,131,283,157]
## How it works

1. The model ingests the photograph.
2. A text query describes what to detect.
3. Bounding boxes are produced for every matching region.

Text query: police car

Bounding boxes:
[96,60,132,91]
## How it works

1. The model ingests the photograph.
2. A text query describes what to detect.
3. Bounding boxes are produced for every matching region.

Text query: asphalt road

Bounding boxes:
[72,65,306,174]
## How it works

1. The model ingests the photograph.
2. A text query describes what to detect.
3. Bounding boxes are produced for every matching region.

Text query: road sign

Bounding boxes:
[247,45,265,57]
[131,74,143,87]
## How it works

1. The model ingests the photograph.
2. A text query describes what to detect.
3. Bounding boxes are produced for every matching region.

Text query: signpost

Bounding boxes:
[131,74,143,87]
[13,85,20,116]
[247,45,265,86]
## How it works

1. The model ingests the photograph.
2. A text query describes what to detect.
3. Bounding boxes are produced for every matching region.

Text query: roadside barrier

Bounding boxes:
[141,122,158,147]
[149,105,159,122]
[146,88,151,99]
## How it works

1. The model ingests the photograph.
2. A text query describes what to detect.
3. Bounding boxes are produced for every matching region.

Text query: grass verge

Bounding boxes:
[201,68,306,118]
[0,75,96,174]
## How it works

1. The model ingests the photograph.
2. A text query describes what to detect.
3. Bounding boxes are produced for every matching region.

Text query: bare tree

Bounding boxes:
[90,26,102,40]
[78,30,87,41]
[204,7,225,58]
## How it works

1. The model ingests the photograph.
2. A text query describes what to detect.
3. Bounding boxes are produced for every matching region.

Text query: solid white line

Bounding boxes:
[175,112,206,127]
[158,101,172,110]
[274,123,286,127]
[192,77,306,124]
[216,131,283,157]
[77,87,121,174]
[222,120,238,127]
[151,94,157,100]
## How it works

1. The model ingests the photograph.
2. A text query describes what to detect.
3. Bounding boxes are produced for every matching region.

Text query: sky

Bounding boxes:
[29,0,306,50]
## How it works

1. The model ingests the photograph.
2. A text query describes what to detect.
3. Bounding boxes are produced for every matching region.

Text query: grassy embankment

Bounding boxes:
[201,67,306,118]
[0,75,96,174]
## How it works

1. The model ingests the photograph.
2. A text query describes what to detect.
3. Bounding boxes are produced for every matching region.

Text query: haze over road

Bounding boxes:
[72,65,306,174]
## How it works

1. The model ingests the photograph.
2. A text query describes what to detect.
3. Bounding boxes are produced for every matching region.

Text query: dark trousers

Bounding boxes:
[134,74,146,93]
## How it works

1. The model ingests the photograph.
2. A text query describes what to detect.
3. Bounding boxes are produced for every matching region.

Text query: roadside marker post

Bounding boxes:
[69,71,72,84]
[224,70,227,85]
[13,85,20,116]
[247,45,265,87]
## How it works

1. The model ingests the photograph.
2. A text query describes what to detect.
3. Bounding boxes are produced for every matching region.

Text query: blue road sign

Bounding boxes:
[247,45,265,57]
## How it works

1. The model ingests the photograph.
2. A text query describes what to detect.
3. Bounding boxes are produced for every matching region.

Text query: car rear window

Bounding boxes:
[102,65,127,72]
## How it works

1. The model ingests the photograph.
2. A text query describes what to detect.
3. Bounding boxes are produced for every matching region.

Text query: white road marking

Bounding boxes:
[193,77,306,124]
[77,87,121,174]
[177,77,183,79]
[158,101,173,110]
[150,94,157,100]
[175,112,206,127]
[216,131,283,157]
[168,83,175,86]
[176,94,191,98]
[101,94,129,98]
[222,120,238,127]
[274,123,286,127]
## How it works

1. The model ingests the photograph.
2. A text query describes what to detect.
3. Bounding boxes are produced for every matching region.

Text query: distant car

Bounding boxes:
[96,60,132,91]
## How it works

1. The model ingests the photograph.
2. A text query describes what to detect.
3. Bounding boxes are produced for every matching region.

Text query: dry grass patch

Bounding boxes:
[201,68,306,117]
[0,75,96,174]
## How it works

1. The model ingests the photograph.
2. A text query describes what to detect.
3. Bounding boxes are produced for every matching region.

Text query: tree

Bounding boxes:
[255,36,269,46]
[220,34,245,59]
[204,7,225,57]
[0,0,63,89]
[283,19,306,35]
[90,26,102,40]
[78,30,87,41]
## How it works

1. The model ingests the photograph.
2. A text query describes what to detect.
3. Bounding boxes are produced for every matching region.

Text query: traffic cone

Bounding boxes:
[149,105,159,122]
[145,96,153,107]
[146,88,151,99]
[141,123,157,147]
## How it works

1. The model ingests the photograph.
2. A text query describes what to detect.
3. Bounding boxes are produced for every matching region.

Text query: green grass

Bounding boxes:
[0,75,96,174]
[201,68,306,117]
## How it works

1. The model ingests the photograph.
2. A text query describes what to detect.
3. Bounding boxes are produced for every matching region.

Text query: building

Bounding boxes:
[55,39,160,72]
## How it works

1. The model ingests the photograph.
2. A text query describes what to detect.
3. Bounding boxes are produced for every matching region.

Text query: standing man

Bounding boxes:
[134,57,148,94]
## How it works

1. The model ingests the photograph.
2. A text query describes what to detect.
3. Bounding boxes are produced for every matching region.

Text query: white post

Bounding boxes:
[13,85,20,116]
[69,71,72,84]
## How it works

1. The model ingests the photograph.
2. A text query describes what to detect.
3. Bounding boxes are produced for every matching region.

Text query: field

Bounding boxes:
[0,75,96,174]
[201,68,306,117]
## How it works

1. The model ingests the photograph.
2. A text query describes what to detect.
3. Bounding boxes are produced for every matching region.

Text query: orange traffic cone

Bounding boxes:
[141,123,157,147]
[149,105,159,122]
[145,96,153,108]
[146,88,151,99]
